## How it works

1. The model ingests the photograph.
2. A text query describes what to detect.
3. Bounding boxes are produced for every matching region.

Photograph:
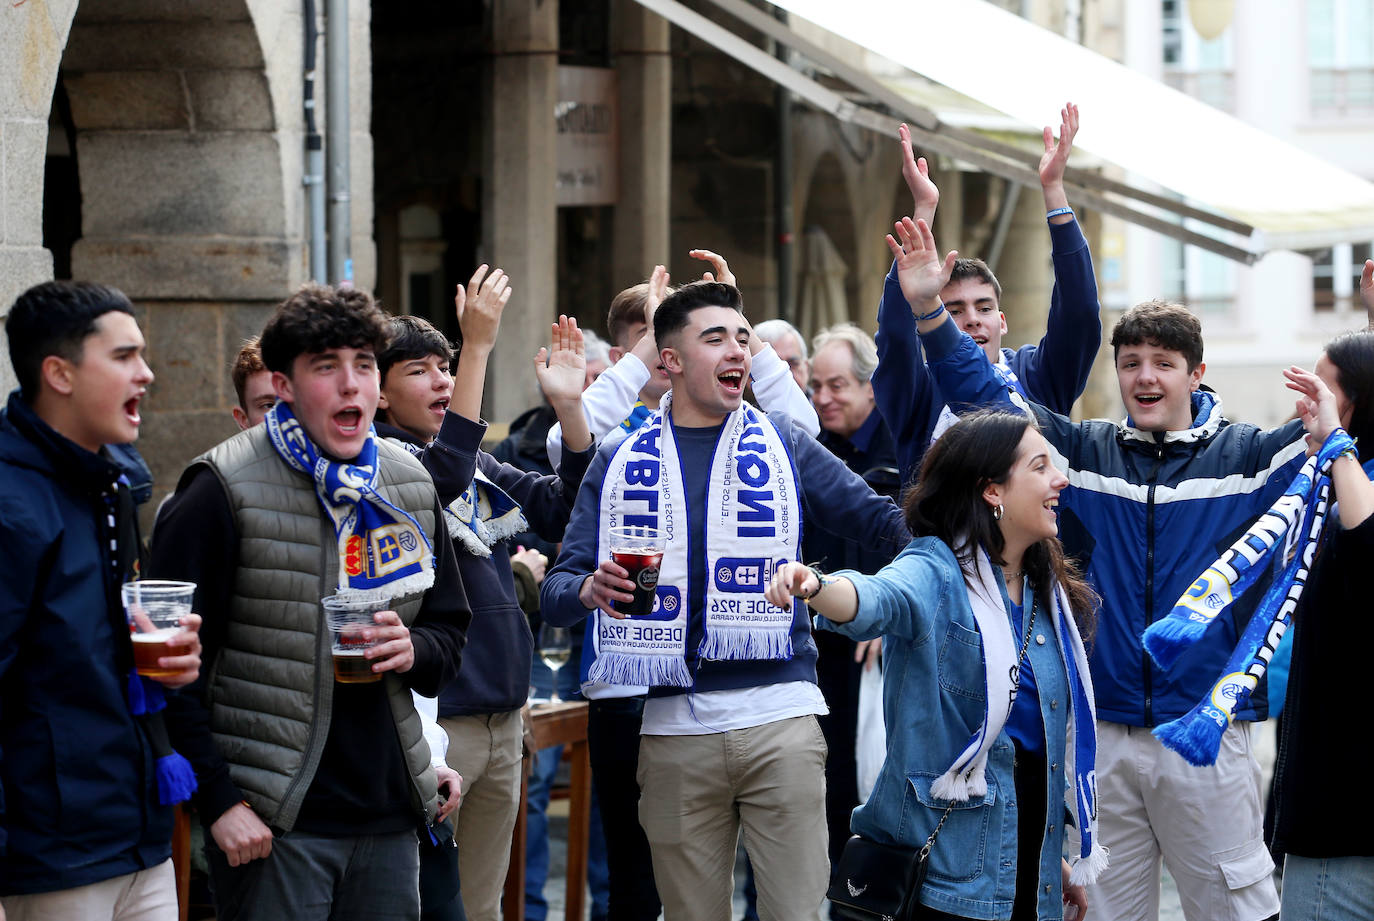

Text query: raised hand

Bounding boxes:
[1283,365,1343,455]
[899,123,939,227]
[454,265,512,353]
[631,265,671,371]
[689,249,737,286]
[534,315,588,408]
[1040,102,1078,216]
[1361,259,1373,329]
[885,217,958,315]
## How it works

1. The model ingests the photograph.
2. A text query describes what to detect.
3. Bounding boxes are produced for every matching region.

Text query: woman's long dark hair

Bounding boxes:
[903,409,1098,637]
[1324,330,1374,464]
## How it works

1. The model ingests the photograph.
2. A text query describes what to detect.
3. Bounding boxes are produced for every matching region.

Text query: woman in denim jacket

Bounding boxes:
[770,410,1104,920]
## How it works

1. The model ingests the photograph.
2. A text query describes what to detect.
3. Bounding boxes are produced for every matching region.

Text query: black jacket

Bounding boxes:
[0,391,172,895]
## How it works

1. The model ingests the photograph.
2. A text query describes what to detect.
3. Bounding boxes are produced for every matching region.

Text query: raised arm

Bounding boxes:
[900,123,940,228]
[1362,259,1373,330]
[451,265,512,422]
[533,315,592,453]
[1014,102,1103,413]
[1285,364,1374,528]
[1039,102,1077,224]
[544,266,668,469]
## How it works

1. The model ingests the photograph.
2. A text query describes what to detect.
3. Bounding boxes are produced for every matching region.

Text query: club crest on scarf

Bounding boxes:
[266,401,435,595]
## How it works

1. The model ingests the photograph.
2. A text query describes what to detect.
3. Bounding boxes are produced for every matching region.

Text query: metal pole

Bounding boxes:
[773,7,794,322]
[303,0,327,282]
[325,0,352,285]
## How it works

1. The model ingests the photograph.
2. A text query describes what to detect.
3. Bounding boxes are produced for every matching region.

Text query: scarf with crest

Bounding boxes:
[266,402,435,595]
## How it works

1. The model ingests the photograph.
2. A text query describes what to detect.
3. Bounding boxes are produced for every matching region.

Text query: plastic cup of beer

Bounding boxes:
[323,592,391,684]
[608,526,666,617]
[122,580,196,678]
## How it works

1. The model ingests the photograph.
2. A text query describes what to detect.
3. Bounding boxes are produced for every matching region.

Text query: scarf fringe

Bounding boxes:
[588,652,692,689]
[1142,612,1213,671]
[155,752,199,805]
[697,627,793,662]
[931,765,982,802]
[1152,706,1227,767]
[446,512,494,558]
[1068,843,1110,887]
[378,570,436,599]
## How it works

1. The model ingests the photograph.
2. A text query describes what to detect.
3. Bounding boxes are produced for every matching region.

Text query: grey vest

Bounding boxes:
[197,426,441,831]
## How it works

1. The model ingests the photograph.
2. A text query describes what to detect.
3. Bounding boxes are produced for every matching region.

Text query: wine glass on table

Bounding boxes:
[538,623,572,704]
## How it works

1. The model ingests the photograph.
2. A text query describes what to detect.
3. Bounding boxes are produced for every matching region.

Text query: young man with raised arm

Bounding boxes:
[875,103,1103,484]
[541,281,908,921]
[889,215,1302,921]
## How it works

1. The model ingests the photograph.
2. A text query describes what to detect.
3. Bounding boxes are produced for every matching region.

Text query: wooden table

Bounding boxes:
[504,700,592,921]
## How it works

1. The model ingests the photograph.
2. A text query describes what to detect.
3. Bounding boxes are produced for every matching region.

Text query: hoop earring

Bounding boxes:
[992,504,1004,521]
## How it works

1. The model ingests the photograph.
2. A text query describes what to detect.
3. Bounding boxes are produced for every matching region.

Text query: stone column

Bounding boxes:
[611,0,671,291]
[483,0,558,422]
[0,2,68,394]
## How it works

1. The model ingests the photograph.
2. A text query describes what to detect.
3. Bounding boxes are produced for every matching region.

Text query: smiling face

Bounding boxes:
[43,310,155,453]
[379,352,453,443]
[1115,342,1204,433]
[274,347,379,461]
[810,341,875,439]
[941,277,1006,364]
[985,427,1068,555]
[660,305,752,427]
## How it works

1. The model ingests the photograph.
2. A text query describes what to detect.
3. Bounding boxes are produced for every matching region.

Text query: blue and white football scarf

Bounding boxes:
[266,402,435,595]
[589,393,802,688]
[940,547,1106,885]
[385,437,528,559]
[1143,428,1364,766]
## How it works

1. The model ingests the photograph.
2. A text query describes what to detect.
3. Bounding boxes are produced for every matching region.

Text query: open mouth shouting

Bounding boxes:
[334,406,365,438]
[429,397,450,419]
[123,392,145,427]
[718,369,745,395]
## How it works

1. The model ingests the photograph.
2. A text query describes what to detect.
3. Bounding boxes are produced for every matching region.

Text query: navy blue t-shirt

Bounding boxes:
[1004,598,1044,753]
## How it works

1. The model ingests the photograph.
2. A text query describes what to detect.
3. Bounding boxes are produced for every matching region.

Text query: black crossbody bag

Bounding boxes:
[827,601,1037,921]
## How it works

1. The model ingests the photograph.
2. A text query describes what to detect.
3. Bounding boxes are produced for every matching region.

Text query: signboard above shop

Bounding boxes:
[556,66,618,207]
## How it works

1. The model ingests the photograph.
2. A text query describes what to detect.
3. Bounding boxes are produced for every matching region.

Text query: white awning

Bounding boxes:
[631,0,1374,263]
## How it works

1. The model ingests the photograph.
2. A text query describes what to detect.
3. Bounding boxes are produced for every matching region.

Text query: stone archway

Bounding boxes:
[1,0,350,511]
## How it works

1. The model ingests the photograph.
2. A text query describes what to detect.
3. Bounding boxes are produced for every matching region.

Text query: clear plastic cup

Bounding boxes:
[323,592,391,684]
[121,580,196,678]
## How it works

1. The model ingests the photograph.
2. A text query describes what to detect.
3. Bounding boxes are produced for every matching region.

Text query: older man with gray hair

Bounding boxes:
[804,320,903,886]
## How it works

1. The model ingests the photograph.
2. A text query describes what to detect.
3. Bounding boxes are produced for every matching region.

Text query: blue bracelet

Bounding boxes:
[1046,207,1074,220]
[916,303,946,322]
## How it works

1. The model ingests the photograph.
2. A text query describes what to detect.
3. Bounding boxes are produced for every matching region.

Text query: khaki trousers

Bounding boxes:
[440,709,524,921]
[2,859,176,921]
[637,715,829,921]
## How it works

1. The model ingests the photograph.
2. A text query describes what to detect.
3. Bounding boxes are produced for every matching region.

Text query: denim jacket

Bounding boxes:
[820,537,1071,920]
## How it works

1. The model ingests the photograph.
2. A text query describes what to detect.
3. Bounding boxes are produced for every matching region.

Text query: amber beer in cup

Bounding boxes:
[323,593,390,684]
[121,580,196,678]
[609,526,666,616]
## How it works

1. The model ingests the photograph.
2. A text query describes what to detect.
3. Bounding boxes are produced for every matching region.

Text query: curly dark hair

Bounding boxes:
[904,409,1098,637]
[1110,299,1204,372]
[259,284,390,375]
